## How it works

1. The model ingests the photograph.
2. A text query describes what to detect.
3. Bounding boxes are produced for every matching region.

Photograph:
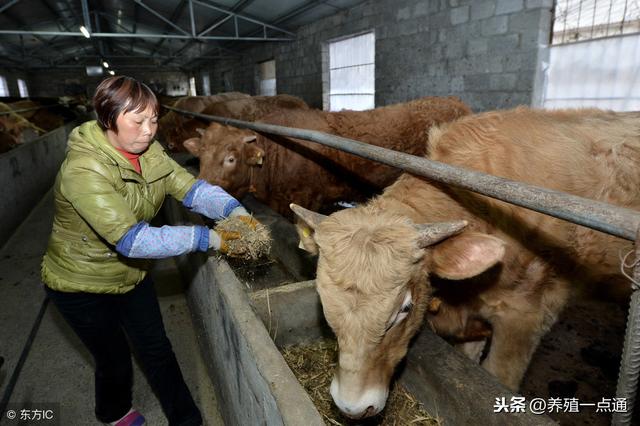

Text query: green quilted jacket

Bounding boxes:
[42,120,197,293]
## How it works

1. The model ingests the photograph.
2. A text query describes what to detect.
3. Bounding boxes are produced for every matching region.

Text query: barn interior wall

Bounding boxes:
[203,0,553,112]
[24,69,190,100]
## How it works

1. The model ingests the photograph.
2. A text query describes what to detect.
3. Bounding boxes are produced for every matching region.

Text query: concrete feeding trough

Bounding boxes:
[163,196,553,425]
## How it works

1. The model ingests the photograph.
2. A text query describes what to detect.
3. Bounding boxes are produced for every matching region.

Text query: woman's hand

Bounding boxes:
[209,229,241,254]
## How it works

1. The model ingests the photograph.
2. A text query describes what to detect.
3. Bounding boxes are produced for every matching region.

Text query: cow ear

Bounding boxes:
[429,232,505,280]
[183,137,201,157]
[290,203,327,255]
[245,145,265,165]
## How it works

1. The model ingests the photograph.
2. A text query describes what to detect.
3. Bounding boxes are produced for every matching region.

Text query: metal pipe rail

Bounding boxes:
[165,106,640,426]
[164,106,640,241]
[0,105,55,116]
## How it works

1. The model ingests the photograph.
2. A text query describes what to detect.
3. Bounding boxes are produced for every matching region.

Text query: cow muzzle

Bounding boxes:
[330,376,388,419]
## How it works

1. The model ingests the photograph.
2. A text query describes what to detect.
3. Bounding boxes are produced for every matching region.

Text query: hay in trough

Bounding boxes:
[213,216,271,260]
[282,339,440,426]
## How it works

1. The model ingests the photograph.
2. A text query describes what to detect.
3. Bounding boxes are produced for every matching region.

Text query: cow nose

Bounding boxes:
[330,378,386,419]
[365,405,376,417]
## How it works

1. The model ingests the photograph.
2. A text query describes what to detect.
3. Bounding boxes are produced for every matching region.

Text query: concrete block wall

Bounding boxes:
[203,0,553,112]
[0,123,74,247]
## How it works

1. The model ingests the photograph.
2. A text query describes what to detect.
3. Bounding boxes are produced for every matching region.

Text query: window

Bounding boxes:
[257,59,276,96]
[222,70,233,92]
[0,76,9,97]
[328,32,375,111]
[542,0,640,110]
[189,77,196,96]
[17,79,29,98]
[553,0,640,45]
[202,73,211,96]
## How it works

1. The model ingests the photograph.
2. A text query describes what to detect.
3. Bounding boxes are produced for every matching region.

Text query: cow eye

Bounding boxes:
[400,303,413,314]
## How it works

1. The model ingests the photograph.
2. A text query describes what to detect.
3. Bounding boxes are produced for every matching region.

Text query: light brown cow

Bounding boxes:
[184,96,470,217]
[291,107,640,419]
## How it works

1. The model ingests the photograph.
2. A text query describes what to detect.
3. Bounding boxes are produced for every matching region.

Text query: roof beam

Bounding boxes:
[192,0,295,37]
[150,0,188,55]
[0,0,21,15]
[133,0,190,36]
[0,30,293,40]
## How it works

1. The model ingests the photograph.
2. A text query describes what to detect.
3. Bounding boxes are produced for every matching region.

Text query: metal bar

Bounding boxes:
[197,14,232,37]
[0,0,21,14]
[165,107,640,241]
[0,30,292,40]
[612,228,640,426]
[133,0,190,36]
[80,0,92,32]
[191,0,296,36]
[0,105,57,116]
[188,0,196,37]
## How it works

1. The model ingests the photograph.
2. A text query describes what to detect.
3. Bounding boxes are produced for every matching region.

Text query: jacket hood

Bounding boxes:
[67,120,125,167]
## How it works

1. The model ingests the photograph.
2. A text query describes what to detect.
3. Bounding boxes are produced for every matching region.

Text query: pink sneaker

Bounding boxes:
[112,410,145,426]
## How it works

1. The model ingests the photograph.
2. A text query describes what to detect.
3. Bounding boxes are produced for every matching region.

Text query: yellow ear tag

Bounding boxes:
[302,228,311,238]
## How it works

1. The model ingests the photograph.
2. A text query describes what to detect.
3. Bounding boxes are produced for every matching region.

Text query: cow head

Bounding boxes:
[183,122,265,197]
[291,203,505,419]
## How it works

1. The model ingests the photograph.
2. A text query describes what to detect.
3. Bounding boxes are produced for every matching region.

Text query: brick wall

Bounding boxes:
[203,0,553,112]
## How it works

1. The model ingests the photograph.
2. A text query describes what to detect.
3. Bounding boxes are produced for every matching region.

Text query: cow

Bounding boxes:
[157,92,250,149]
[0,102,43,152]
[183,96,471,217]
[8,100,66,131]
[165,94,309,152]
[290,107,640,419]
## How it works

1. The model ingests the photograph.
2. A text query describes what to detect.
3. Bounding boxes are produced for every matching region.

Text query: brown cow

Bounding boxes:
[157,92,250,149]
[166,94,309,152]
[0,102,43,152]
[291,107,640,419]
[8,100,65,131]
[183,96,471,217]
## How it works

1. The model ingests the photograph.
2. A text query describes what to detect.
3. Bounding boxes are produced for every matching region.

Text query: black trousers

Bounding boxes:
[45,276,202,426]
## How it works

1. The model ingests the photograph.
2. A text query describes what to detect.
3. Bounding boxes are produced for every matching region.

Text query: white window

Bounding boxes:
[17,79,29,98]
[552,0,640,45]
[328,32,375,111]
[222,70,233,91]
[202,73,211,96]
[257,60,276,96]
[541,1,640,111]
[189,77,197,96]
[0,76,9,97]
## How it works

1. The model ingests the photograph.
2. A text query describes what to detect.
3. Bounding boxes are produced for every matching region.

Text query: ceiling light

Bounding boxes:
[79,25,90,38]
[102,61,109,68]
[108,70,115,76]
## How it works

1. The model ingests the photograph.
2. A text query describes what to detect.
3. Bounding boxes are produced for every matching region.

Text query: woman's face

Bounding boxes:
[107,105,158,154]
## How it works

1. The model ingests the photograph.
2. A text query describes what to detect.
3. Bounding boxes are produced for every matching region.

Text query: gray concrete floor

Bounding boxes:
[0,190,223,425]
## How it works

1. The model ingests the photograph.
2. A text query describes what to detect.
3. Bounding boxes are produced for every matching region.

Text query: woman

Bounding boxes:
[42,76,256,426]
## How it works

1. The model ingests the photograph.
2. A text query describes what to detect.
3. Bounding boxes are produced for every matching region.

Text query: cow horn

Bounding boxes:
[290,203,327,230]
[415,220,468,248]
[195,128,206,136]
[243,135,257,143]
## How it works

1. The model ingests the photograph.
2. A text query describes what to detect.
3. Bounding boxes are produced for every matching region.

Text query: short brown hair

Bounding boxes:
[93,76,159,132]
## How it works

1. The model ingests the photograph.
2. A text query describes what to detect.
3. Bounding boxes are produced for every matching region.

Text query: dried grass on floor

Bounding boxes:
[281,340,440,426]
[214,216,271,260]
